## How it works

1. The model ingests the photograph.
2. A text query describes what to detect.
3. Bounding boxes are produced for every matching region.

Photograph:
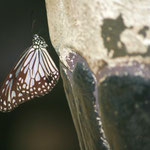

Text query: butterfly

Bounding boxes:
[0,34,59,112]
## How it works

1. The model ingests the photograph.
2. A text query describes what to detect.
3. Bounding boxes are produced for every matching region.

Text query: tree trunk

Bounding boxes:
[45,0,150,150]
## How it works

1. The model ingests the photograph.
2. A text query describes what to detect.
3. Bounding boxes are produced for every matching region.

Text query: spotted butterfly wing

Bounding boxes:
[0,34,59,112]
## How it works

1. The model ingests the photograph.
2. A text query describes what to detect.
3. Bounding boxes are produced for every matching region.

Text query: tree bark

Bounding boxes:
[45,0,150,150]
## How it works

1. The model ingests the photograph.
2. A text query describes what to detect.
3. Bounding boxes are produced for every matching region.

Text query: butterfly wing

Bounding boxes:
[17,47,59,99]
[0,47,31,111]
[0,35,59,112]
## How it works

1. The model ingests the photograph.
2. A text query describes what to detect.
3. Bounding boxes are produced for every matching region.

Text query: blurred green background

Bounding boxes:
[0,0,80,149]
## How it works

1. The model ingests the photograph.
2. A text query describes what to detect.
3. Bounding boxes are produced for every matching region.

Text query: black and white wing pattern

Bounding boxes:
[0,34,59,112]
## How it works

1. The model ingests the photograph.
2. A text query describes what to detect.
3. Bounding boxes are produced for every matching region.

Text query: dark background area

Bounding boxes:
[0,0,79,150]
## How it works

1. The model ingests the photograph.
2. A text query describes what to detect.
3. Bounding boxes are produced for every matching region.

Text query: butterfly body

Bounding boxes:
[0,34,59,112]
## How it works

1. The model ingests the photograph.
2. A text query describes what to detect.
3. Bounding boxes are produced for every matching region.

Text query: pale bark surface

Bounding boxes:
[45,0,150,74]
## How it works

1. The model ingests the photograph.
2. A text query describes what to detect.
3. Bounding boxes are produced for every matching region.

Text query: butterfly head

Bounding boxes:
[32,34,48,49]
